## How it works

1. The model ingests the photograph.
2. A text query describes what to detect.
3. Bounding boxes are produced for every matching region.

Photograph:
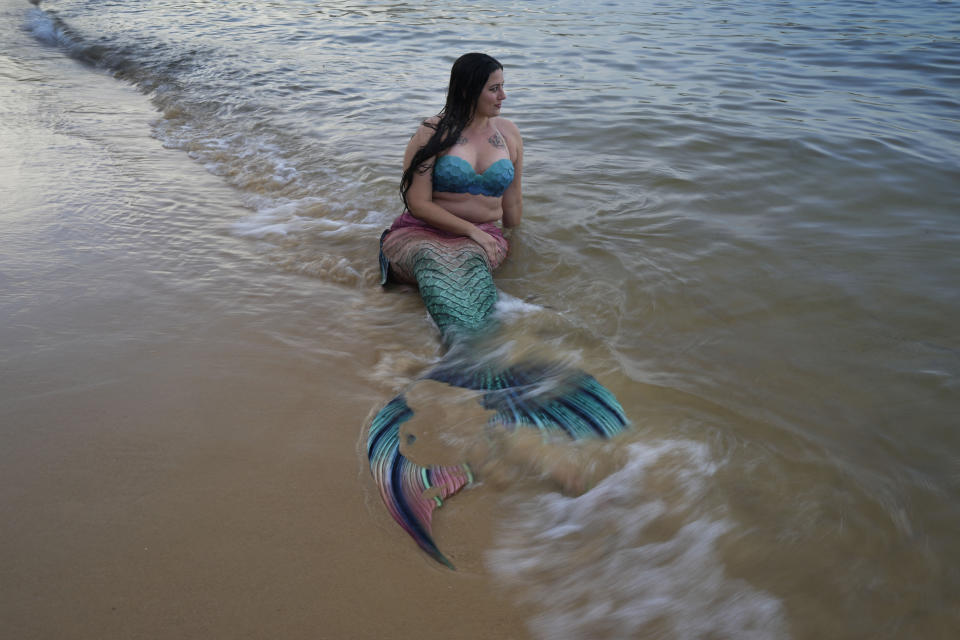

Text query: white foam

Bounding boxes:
[229,194,380,239]
[311,221,380,237]
[24,8,71,48]
[233,220,295,237]
[231,198,307,237]
[494,291,545,318]
[488,440,788,640]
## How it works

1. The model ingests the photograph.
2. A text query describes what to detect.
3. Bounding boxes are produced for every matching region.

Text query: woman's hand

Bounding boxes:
[469,226,500,265]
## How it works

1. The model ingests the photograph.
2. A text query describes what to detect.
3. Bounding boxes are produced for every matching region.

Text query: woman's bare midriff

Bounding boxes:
[433,191,504,224]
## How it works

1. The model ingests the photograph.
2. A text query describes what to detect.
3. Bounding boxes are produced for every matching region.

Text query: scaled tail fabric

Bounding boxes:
[426,360,628,440]
[379,211,507,334]
[366,396,472,569]
[369,215,629,568]
[366,367,628,569]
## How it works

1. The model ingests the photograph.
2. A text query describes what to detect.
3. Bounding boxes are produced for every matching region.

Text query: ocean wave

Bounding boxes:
[494,291,546,318]
[23,2,377,286]
[24,7,73,49]
[488,439,788,640]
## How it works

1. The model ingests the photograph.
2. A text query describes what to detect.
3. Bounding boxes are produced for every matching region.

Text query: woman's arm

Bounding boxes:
[403,122,502,262]
[500,119,523,228]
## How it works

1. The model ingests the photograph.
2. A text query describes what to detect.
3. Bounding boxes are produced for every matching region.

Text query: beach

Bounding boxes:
[2,1,959,638]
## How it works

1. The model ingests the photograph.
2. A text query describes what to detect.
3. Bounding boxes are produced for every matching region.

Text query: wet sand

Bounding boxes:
[7,1,960,636]
[0,34,529,638]
[2,324,528,639]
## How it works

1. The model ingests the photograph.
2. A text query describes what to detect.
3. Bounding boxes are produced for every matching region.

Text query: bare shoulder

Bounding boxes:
[494,117,523,163]
[411,116,440,145]
[404,116,441,169]
[404,116,438,164]
[494,116,521,139]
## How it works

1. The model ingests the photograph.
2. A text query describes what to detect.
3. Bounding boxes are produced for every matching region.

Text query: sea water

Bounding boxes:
[2,0,959,638]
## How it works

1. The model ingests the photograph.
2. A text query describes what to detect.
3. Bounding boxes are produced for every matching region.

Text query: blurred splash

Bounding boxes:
[489,440,788,640]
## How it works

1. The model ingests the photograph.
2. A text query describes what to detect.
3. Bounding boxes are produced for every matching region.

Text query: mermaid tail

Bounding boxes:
[367,366,627,568]
[413,244,497,334]
[369,218,628,567]
[379,216,507,335]
[426,360,628,440]
[367,396,472,569]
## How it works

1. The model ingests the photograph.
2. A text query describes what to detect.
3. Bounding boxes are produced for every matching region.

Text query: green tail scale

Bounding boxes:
[369,231,628,568]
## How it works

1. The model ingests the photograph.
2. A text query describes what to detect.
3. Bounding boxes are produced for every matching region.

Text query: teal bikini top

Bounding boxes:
[433,155,514,197]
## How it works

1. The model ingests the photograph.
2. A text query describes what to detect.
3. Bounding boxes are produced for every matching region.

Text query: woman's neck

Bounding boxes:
[464,115,493,134]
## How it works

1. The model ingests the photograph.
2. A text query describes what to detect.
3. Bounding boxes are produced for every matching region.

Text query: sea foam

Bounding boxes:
[494,291,545,318]
[488,440,788,640]
[24,8,70,48]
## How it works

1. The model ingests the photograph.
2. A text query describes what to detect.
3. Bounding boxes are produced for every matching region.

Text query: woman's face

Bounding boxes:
[475,69,506,119]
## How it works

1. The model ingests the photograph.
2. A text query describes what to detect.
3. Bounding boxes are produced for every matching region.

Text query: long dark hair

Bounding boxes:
[400,53,503,209]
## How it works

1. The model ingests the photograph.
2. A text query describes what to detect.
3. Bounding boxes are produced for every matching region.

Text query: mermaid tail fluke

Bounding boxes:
[426,359,628,440]
[369,218,629,567]
[367,362,628,568]
[367,396,473,569]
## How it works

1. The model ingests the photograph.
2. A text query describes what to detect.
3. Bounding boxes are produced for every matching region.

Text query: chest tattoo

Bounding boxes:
[488,132,506,149]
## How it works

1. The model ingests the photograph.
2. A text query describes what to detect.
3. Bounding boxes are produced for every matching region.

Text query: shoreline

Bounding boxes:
[0,15,531,637]
[5,0,960,636]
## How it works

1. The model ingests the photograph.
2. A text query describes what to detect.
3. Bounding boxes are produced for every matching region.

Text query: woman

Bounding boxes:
[368,55,627,568]
[380,53,523,294]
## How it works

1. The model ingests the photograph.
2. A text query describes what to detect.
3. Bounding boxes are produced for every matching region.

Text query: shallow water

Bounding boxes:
[2,0,959,638]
